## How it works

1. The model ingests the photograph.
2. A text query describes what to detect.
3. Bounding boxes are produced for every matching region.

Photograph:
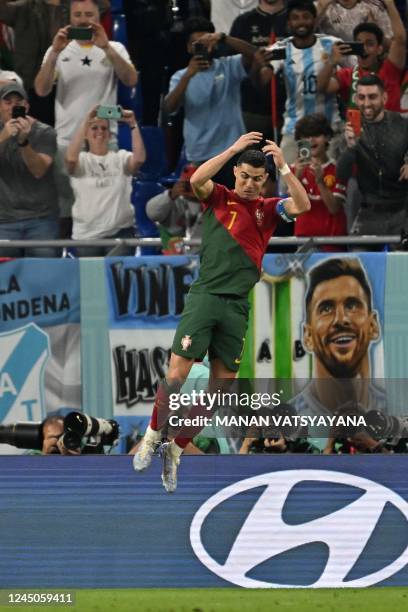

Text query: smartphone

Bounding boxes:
[12,105,26,119]
[96,105,123,120]
[297,139,312,162]
[347,108,361,137]
[266,47,286,61]
[66,26,93,41]
[192,42,209,62]
[341,41,365,57]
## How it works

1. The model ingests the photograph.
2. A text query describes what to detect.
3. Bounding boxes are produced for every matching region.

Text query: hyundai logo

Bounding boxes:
[190,470,408,588]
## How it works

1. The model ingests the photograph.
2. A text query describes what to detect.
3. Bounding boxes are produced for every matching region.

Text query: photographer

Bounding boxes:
[65,105,145,256]
[41,415,83,455]
[0,82,60,257]
[0,411,120,455]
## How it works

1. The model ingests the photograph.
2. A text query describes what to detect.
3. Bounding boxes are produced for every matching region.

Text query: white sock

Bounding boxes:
[145,425,161,441]
[172,441,184,457]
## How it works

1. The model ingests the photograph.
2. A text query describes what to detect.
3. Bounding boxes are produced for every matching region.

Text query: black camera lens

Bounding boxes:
[60,431,82,450]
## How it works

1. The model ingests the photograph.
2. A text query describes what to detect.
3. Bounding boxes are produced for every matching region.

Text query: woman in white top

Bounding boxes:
[65,105,146,256]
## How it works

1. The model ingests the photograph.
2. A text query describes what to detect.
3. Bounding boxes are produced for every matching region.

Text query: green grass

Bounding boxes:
[0,588,407,612]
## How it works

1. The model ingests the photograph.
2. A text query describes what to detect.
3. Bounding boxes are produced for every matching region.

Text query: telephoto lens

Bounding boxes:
[0,422,43,449]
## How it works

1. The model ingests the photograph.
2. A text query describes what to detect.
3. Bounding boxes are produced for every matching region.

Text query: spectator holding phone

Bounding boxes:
[65,105,145,256]
[253,0,344,163]
[34,0,137,149]
[0,82,60,257]
[291,113,347,249]
[336,75,408,237]
[163,16,257,188]
[317,0,406,113]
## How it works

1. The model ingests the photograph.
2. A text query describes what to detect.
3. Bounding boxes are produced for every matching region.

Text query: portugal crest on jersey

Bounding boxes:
[181,335,192,351]
[255,207,264,227]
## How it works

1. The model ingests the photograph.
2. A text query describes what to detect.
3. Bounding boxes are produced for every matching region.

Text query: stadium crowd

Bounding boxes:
[0,0,405,253]
[0,0,407,457]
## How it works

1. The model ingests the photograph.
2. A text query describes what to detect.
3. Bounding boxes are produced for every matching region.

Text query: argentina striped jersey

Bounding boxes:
[268,35,342,135]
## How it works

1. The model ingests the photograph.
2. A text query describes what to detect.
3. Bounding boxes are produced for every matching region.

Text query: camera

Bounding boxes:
[192,42,210,62]
[365,410,408,440]
[0,412,120,453]
[59,412,119,451]
[297,139,312,162]
[0,421,43,449]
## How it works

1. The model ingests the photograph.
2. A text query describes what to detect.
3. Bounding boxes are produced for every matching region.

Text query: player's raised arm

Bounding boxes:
[190,132,263,200]
[262,140,311,216]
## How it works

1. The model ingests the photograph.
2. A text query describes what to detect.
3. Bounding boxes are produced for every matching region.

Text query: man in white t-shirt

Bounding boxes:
[34,0,137,148]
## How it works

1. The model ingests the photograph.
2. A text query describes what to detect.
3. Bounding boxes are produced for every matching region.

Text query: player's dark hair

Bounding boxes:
[295,113,333,140]
[184,17,215,39]
[236,149,267,169]
[305,258,373,321]
[287,0,317,19]
[357,74,385,92]
[353,22,384,46]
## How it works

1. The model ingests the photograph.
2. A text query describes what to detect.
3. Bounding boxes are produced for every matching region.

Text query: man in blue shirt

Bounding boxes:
[163,17,257,188]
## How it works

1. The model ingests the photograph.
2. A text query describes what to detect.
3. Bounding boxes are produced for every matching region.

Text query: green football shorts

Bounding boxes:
[172,291,249,372]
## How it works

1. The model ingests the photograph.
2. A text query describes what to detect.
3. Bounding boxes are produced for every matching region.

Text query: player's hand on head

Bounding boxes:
[230,132,263,153]
[262,140,286,169]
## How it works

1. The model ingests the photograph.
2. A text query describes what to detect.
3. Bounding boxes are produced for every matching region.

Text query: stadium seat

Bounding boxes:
[112,11,143,126]
[160,145,188,186]
[117,82,143,128]
[112,13,127,45]
[118,122,131,151]
[110,0,123,14]
[139,126,169,181]
[131,179,164,254]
